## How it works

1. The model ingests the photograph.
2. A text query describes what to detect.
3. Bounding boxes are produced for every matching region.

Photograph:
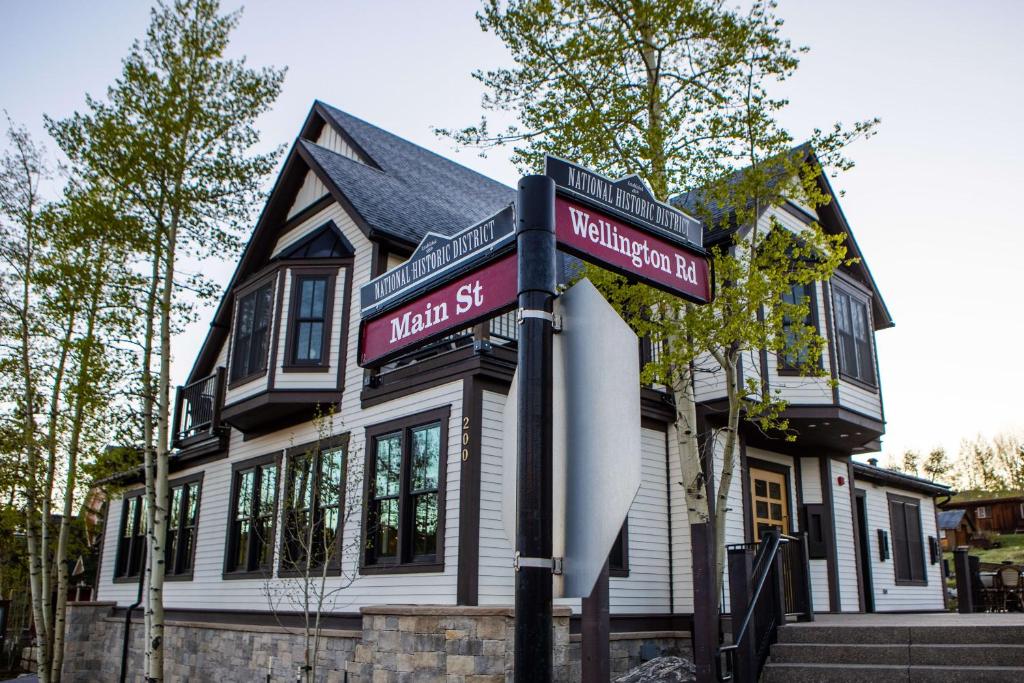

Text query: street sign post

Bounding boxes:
[355,159,711,683]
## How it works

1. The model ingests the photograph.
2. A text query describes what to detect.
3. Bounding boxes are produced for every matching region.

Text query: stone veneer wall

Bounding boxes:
[62,602,691,682]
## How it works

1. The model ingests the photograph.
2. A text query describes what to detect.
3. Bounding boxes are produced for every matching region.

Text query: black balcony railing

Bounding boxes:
[171,367,225,448]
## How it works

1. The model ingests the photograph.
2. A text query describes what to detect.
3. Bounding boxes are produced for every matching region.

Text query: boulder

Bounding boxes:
[613,656,697,683]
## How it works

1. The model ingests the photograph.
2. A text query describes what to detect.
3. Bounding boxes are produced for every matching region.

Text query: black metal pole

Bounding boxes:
[581,559,610,683]
[514,174,556,683]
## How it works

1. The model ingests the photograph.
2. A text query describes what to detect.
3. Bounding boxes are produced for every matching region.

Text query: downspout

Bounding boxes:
[119,548,146,683]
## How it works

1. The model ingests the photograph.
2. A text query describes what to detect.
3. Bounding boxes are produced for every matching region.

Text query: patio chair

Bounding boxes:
[996,566,1023,612]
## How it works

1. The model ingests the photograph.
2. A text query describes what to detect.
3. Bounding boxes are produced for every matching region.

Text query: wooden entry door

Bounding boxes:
[750,467,789,541]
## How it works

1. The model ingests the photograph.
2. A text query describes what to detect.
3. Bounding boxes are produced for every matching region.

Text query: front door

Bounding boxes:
[750,467,789,541]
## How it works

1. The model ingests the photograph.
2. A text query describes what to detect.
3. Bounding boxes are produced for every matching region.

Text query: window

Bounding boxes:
[888,494,926,585]
[281,436,348,573]
[230,281,274,382]
[976,506,990,519]
[115,493,146,580]
[780,282,818,370]
[364,408,449,570]
[609,520,629,577]
[165,475,202,578]
[285,271,335,369]
[832,284,875,386]
[226,455,280,576]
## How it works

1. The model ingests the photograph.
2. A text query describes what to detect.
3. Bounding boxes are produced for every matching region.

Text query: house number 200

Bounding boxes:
[462,416,470,461]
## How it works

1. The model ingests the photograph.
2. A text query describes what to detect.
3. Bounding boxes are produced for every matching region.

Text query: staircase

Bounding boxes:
[761,615,1024,682]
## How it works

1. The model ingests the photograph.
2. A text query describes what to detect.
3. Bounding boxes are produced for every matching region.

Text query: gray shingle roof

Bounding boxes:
[314,103,515,245]
[937,509,967,530]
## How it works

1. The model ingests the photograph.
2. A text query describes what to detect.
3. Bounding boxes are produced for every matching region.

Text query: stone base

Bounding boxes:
[62,602,692,683]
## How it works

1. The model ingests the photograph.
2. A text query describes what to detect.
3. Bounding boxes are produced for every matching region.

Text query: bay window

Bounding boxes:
[230,280,274,382]
[832,283,876,386]
[285,269,335,370]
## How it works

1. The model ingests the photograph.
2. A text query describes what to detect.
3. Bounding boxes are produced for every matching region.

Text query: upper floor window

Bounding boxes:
[231,281,274,382]
[281,436,348,573]
[165,475,202,579]
[363,407,448,571]
[832,284,876,386]
[976,506,990,519]
[780,282,818,371]
[115,493,146,580]
[285,270,335,370]
[226,454,279,576]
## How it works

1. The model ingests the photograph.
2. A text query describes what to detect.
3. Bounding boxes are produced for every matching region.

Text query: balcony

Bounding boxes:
[171,368,228,456]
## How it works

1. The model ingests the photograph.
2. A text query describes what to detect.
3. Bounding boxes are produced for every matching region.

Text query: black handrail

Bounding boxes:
[717,531,798,682]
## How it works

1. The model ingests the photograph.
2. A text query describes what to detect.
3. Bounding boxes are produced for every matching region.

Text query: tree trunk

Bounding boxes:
[50,254,104,683]
[140,233,161,681]
[712,351,741,602]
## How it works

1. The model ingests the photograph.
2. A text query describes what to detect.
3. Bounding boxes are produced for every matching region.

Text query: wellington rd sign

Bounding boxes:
[358,207,516,366]
[545,156,711,304]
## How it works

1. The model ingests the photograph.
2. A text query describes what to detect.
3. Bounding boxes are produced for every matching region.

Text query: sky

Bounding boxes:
[2,0,1022,467]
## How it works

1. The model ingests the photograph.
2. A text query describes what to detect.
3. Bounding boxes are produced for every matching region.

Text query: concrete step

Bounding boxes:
[908,665,1024,682]
[769,643,908,665]
[769,642,1024,667]
[909,644,1024,667]
[761,662,908,683]
[761,663,1024,683]
[777,623,1024,645]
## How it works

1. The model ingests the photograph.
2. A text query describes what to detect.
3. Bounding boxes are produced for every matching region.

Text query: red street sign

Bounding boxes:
[555,196,711,304]
[359,252,517,366]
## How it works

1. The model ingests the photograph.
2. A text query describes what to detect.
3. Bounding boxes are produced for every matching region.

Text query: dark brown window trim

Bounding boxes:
[887,492,928,587]
[227,271,279,389]
[112,486,146,584]
[831,280,878,389]
[276,432,351,578]
[777,281,823,376]
[223,451,284,580]
[361,405,451,574]
[165,471,204,581]
[282,266,338,373]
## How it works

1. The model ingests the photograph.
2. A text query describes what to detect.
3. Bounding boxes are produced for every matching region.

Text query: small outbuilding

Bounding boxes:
[940,491,1024,536]
[936,508,975,550]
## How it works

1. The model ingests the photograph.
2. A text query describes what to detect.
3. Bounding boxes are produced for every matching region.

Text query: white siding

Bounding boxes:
[315,124,365,163]
[476,389,672,613]
[831,459,860,612]
[286,170,329,219]
[799,457,831,611]
[99,199,470,610]
[860,482,945,612]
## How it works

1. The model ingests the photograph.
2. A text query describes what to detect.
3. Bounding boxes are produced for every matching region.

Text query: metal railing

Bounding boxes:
[171,367,225,448]
[488,309,519,345]
[717,531,813,682]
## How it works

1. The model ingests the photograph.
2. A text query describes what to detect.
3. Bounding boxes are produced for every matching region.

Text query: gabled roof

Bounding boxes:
[672,145,893,330]
[186,101,515,383]
[937,508,970,530]
[852,460,952,497]
[942,490,1024,508]
[312,102,515,247]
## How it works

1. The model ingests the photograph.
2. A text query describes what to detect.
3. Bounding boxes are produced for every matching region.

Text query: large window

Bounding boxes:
[230,281,274,382]
[225,454,280,576]
[780,282,818,370]
[165,475,202,579]
[364,407,448,570]
[888,493,927,585]
[832,284,876,386]
[115,493,146,580]
[285,271,334,370]
[281,436,348,573]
